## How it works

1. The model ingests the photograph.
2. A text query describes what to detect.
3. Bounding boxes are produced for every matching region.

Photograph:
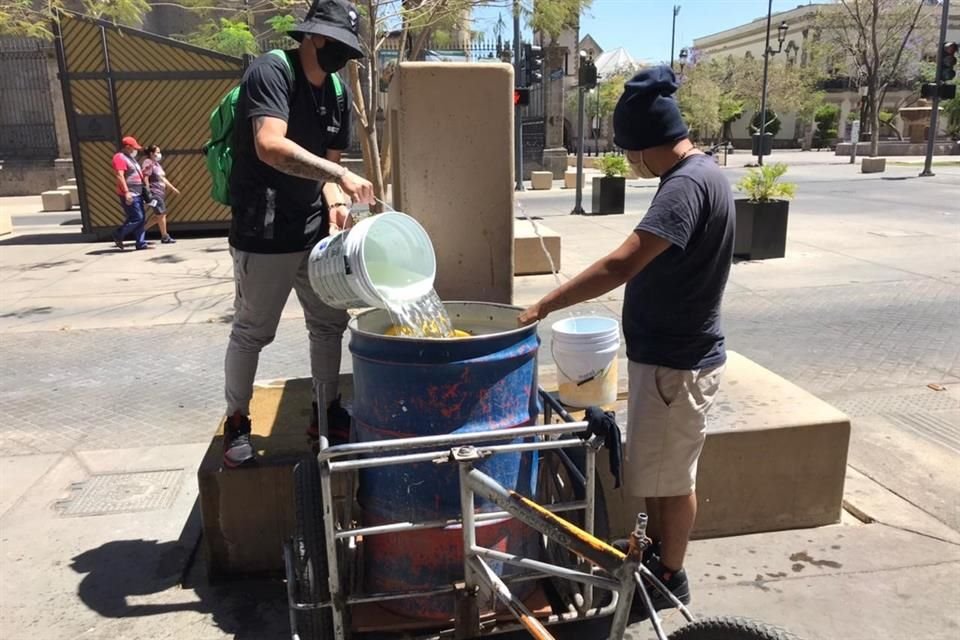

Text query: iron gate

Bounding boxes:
[0,37,58,160]
[54,11,243,235]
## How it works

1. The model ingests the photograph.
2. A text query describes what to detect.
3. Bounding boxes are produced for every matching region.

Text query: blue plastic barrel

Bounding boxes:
[349,302,541,620]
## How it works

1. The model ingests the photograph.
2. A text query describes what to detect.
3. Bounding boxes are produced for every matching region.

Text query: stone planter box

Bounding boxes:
[530,171,553,190]
[861,157,887,173]
[734,199,789,260]
[591,176,626,215]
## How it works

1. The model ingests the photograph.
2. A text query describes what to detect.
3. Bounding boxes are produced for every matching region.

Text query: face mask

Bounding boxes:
[631,153,657,179]
[315,40,351,73]
[129,149,138,159]
[154,152,162,161]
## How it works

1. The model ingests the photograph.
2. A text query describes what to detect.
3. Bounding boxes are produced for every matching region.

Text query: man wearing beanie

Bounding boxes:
[520,65,734,611]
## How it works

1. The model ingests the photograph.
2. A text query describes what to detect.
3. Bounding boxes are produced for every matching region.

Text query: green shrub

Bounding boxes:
[736,163,796,202]
[597,154,629,178]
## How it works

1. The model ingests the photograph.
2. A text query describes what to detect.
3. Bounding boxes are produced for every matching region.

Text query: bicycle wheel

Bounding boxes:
[537,445,611,614]
[668,616,802,640]
[292,459,334,640]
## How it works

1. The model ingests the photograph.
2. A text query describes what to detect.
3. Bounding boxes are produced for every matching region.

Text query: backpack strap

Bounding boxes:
[268,49,296,88]
[330,72,346,113]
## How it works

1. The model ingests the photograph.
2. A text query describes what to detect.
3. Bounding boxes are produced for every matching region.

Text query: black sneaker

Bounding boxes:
[307,397,352,446]
[640,555,690,611]
[112,232,125,251]
[223,411,255,468]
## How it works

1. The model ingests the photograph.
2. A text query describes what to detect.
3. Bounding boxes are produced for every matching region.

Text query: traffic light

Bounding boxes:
[523,43,543,85]
[939,41,957,82]
[579,57,597,89]
[514,88,530,106]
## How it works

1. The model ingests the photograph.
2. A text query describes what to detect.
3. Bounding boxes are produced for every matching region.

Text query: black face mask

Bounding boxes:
[315,40,352,73]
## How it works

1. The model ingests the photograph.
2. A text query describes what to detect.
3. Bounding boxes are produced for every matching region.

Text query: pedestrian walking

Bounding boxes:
[111,135,150,251]
[142,144,180,244]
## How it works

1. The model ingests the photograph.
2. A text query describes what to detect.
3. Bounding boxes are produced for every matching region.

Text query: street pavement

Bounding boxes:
[0,153,958,639]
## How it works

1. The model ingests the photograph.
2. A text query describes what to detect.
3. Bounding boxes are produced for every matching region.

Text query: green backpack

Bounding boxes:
[203,49,345,206]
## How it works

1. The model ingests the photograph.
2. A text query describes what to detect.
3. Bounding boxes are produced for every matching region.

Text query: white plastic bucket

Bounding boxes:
[309,212,436,309]
[551,316,621,408]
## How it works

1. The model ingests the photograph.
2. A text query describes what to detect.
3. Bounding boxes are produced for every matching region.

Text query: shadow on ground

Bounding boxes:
[70,502,289,639]
[0,232,97,246]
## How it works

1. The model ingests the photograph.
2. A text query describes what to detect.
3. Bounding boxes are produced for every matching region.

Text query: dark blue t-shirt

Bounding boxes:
[623,153,734,370]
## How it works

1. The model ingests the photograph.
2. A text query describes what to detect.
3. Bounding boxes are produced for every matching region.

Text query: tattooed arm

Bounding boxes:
[253,116,373,203]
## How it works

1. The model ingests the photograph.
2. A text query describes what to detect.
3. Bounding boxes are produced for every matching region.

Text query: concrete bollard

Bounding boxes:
[530,171,553,190]
[41,190,71,212]
[60,184,78,208]
[564,169,582,189]
[861,157,886,173]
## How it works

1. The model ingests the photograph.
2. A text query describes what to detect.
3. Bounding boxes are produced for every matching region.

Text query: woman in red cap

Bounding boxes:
[111,135,149,250]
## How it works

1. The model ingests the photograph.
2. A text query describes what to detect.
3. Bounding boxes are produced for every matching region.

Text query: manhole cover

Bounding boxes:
[59,469,183,517]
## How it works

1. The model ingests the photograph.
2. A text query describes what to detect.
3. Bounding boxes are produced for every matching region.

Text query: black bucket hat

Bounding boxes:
[289,0,364,59]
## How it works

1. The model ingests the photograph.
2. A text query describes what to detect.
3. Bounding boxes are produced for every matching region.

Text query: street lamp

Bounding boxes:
[678,47,689,73]
[756,2,788,166]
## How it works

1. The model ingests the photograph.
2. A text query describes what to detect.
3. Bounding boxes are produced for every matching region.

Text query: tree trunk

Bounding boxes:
[869,75,881,157]
[347,63,385,212]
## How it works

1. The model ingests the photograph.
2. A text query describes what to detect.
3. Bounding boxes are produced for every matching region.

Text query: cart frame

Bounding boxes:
[283,391,694,640]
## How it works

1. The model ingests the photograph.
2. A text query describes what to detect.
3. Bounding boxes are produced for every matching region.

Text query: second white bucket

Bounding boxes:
[308,212,436,310]
[551,316,621,408]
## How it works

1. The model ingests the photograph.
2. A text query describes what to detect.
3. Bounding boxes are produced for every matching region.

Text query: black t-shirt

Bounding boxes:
[229,50,350,253]
[623,153,735,370]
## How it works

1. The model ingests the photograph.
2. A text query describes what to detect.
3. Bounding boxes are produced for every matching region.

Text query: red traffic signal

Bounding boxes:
[514,88,530,106]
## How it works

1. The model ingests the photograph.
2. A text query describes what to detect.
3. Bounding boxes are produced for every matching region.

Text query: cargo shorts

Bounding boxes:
[624,361,724,497]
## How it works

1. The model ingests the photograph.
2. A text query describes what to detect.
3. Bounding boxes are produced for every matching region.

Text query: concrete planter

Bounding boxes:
[591,176,626,215]
[734,199,789,260]
[861,157,887,173]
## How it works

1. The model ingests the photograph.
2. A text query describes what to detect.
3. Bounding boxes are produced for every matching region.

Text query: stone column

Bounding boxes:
[541,45,568,178]
[47,54,72,160]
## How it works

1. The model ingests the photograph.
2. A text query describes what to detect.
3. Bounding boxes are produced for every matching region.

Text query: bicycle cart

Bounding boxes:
[283,388,800,640]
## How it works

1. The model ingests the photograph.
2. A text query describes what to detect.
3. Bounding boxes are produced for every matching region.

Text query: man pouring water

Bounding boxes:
[519,66,735,612]
[222,0,374,468]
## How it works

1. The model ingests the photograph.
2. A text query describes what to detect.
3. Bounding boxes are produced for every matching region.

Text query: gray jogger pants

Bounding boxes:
[224,248,349,417]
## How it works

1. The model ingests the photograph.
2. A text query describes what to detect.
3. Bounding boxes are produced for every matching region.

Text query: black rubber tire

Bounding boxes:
[537,445,611,614]
[293,459,334,640]
[669,616,803,640]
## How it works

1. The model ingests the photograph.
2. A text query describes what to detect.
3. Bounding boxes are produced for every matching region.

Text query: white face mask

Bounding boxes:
[630,152,657,179]
[129,149,138,159]
[154,152,162,161]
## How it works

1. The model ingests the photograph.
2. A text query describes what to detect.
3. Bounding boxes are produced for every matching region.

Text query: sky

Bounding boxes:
[471,0,815,64]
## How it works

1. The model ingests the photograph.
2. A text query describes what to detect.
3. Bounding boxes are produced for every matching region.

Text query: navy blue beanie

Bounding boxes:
[613,66,689,151]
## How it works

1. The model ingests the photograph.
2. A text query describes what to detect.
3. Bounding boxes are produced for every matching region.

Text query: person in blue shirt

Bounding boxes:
[520,65,734,612]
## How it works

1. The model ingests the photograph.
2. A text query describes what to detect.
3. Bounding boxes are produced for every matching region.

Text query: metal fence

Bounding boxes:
[0,37,58,160]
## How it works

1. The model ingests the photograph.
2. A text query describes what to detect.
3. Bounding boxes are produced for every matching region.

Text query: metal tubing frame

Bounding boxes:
[473,547,619,592]
[470,556,554,640]
[319,421,588,461]
[303,415,649,640]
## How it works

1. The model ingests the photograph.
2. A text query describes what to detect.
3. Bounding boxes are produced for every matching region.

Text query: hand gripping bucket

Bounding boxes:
[550,316,621,408]
[309,212,437,309]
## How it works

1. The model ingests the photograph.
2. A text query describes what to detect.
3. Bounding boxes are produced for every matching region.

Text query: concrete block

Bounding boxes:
[198,375,355,577]
[0,212,11,236]
[564,169,583,189]
[861,157,887,173]
[40,190,71,212]
[514,219,561,275]
[391,63,514,304]
[530,171,553,190]
[60,184,78,208]
[578,352,851,539]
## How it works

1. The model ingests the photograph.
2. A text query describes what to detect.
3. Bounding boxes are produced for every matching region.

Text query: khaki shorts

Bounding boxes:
[624,361,724,497]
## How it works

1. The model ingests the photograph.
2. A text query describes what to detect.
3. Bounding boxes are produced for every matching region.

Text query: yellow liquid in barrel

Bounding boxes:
[364,262,455,339]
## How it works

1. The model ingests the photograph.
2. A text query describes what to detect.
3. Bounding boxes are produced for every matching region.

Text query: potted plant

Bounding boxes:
[734,162,796,260]
[591,154,629,215]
